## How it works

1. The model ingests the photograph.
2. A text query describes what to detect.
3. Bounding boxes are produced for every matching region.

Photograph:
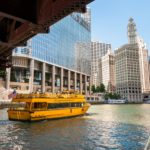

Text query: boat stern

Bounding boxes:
[7,110,31,121]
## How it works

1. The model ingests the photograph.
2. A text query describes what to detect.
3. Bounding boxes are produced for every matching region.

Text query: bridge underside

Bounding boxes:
[0,0,93,68]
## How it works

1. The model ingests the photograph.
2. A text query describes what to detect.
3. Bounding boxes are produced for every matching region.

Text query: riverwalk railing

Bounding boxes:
[144,135,150,150]
[0,100,12,108]
[0,100,11,104]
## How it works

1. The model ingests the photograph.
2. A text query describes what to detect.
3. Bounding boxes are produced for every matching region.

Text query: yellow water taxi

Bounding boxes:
[7,92,90,121]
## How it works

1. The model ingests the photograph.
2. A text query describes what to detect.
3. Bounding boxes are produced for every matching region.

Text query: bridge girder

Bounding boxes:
[0,0,93,68]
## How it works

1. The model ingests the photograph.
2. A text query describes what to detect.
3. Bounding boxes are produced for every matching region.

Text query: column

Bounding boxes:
[29,59,34,93]
[68,70,70,91]
[80,74,82,94]
[85,75,87,95]
[52,65,55,93]
[60,68,63,92]
[74,72,77,91]
[41,62,45,93]
[6,68,11,89]
[89,76,91,95]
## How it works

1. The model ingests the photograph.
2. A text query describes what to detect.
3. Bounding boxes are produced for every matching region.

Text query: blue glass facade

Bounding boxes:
[14,13,91,75]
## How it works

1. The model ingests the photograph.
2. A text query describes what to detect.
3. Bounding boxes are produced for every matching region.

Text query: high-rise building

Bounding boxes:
[115,43,142,102]
[81,7,91,27]
[137,37,150,93]
[115,18,150,102]
[149,56,150,83]
[2,12,91,94]
[75,42,91,75]
[128,18,150,94]
[99,50,115,92]
[91,41,111,86]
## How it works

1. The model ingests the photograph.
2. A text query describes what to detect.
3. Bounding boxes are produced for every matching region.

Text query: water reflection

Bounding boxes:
[87,104,150,127]
[0,105,150,150]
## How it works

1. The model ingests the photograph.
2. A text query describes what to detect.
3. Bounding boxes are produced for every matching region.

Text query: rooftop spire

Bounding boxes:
[127,17,137,44]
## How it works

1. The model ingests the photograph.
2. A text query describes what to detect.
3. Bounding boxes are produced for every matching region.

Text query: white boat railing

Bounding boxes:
[144,135,150,150]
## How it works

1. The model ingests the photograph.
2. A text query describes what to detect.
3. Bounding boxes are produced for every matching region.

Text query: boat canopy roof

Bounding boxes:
[12,93,86,103]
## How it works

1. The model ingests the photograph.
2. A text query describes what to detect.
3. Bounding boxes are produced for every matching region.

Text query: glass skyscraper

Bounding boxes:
[33,14,90,73]
[5,11,91,94]
[15,13,91,75]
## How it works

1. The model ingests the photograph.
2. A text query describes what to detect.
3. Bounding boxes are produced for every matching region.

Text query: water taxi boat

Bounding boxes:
[107,99,126,104]
[7,92,90,121]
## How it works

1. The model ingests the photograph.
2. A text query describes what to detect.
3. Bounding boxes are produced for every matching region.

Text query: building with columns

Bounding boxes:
[91,41,111,86]
[1,12,91,95]
[115,18,150,102]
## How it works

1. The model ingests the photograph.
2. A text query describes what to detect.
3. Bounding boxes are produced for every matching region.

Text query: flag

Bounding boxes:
[8,90,17,99]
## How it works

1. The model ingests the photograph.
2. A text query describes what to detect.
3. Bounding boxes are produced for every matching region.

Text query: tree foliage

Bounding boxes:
[104,92,121,100]
[99,83,105,93]
[91,83,106,93]
[91,85,96,93]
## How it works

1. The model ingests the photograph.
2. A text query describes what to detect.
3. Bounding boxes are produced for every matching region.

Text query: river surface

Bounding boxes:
[0,104,150,150]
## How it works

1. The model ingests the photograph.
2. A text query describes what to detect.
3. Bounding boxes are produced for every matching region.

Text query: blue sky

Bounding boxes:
[89,0,150,50]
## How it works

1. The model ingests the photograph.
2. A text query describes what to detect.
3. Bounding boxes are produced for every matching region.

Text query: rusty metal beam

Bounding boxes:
[0,0,94,68]
[0,0,36,23]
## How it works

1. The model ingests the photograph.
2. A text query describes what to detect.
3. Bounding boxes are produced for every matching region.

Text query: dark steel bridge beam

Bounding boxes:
[0,0,94,68]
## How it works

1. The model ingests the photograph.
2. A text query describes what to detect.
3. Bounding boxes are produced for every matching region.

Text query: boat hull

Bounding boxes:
[8,105,90,121]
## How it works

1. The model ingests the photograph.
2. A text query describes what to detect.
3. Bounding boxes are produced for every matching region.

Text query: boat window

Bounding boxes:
[25,102,31,110]
[32,102,47,110]
[70,103,82,107]
[77,103,81,107]
[48,104,56,109]
[48,103,69,109]
[47,102,83,109]
[9,102,26,110]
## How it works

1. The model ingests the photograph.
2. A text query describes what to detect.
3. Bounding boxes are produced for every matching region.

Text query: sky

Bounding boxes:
[89,0,150,50]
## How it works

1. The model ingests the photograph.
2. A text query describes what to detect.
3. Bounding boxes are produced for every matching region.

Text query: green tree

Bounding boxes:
[99,83,105,93]
[104,92,109,100]
[114,93,121,99]
[104,92,121,100]
[96,86,100,92]
[91,85,96,93]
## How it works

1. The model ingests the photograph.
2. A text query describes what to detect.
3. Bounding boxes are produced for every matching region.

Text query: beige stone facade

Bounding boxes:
[91,41,111,86]
[138,37,150,93]
[115,18,150,102]
[115,44,142,102]
[98,51,115,92]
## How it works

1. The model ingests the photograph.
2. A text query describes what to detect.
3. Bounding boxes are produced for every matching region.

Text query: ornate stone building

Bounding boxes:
[115,18,150,102]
